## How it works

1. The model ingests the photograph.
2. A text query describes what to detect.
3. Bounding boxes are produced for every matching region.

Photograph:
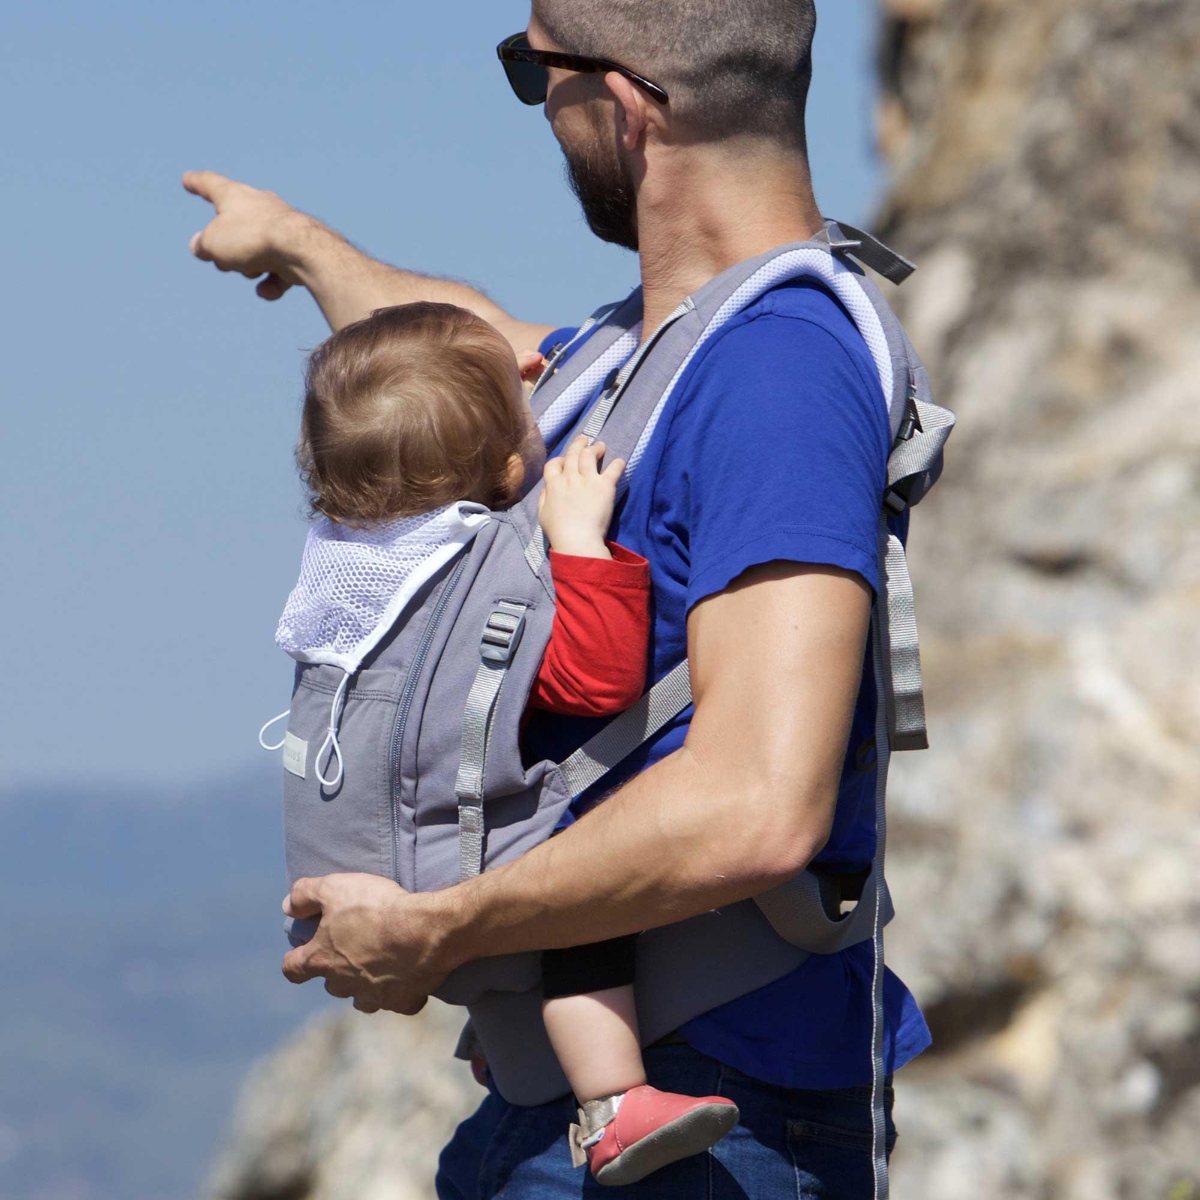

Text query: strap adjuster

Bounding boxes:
[883,488,909,516]
[480,602,527,664]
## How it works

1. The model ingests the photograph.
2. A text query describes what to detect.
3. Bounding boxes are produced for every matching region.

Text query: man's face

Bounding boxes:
[527,18,640,252]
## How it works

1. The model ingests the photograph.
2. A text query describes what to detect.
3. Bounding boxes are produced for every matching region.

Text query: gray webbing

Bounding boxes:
[830,220,918,287]
[455,602,528,880]
[869,515,895,1200]
[524,299,696,578]
[880,395,956,752]
[529,300,622,407]
[558,659,693,799]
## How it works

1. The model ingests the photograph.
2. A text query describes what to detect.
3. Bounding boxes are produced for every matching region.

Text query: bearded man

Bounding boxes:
[186,2,932,1195]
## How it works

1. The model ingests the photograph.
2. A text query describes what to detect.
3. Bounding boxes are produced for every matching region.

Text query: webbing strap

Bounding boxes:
[455,602,528,880]
[888,398,956,495]
[868,538,894,1200]
[830,221,918,287]
[558,660,693,799]
[881,395,956,752]
[882,530,927,752]
[524,299,696,577]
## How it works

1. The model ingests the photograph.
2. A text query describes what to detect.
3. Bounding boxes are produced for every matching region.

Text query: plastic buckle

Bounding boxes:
[896,401,922,443]
[480,602,527,664]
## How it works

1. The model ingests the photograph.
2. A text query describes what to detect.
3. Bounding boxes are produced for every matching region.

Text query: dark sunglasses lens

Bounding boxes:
[502,58,548,105]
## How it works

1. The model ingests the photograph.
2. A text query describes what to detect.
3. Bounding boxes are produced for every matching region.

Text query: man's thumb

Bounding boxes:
[284,877,324,919]
[256,273,292,302]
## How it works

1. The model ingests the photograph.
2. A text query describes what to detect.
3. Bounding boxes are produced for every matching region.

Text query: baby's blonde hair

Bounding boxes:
[298,303,534,523]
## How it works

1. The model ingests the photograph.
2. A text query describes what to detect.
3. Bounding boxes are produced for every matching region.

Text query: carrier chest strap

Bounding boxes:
[558,659,693,800]
[455,601,529,880]
[525,299,696,577]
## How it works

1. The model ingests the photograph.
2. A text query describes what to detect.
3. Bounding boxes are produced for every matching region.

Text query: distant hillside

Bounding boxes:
[0,766,333,1200]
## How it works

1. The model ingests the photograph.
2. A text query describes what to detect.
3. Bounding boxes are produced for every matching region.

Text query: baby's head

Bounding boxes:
[298,303,545,524]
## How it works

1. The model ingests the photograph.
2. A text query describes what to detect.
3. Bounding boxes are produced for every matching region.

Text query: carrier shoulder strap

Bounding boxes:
[557,240,954,794]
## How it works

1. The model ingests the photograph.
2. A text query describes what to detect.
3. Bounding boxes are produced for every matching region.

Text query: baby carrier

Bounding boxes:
[264,222,954,1200]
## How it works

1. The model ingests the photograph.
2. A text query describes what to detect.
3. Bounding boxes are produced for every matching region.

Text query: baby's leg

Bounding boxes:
[541,937,738,1187]
[542,936,644,1101]
[542,985,647,1102]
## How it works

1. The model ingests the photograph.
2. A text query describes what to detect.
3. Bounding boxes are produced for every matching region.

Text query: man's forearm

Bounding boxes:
[280,212,530,339]
[435,740,831,974]
[184,172,555,350]
[429,563,870,977]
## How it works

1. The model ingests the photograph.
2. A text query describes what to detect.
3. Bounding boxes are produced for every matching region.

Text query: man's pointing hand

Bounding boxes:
[183,170,306,301]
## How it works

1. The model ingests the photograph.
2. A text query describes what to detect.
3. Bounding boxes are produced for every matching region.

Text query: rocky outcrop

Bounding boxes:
[204,3,1200,1198]
[876,1,1200,1197]
[205,1002,479,1200]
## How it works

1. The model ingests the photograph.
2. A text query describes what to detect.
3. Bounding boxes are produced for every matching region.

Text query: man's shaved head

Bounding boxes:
[532,0,817,146]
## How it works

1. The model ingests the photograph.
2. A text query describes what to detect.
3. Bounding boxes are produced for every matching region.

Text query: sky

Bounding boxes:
[0,0,881,793]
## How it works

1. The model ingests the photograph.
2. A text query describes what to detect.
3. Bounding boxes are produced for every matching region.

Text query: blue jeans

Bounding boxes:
[436,1043,896,1199]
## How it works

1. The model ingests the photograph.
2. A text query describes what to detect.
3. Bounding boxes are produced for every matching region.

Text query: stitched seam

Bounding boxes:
[788,1119,897,1152]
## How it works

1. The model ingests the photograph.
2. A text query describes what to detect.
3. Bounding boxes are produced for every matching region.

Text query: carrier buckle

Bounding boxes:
[480,602,527,664]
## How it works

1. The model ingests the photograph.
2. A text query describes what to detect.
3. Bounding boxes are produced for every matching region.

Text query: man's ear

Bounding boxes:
[604,71,650,150]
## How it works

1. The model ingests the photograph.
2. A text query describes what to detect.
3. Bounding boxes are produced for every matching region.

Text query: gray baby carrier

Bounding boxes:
[268,223,953,1199]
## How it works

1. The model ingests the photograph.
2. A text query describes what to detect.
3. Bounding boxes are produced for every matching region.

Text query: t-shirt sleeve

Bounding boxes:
[660,310,891,614]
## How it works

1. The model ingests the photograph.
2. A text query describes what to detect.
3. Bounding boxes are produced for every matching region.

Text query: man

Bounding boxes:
[186,2,931,1195]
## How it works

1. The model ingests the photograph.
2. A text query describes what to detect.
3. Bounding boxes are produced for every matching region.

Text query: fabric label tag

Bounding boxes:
[283,732,307,779]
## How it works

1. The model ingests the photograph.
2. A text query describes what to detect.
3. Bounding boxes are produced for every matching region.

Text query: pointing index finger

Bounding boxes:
[181,170,232,205]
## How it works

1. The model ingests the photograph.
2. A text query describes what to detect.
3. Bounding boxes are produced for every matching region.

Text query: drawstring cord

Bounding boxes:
[259,710,291,751]
[258,671,350,790]
[315,671,351,790]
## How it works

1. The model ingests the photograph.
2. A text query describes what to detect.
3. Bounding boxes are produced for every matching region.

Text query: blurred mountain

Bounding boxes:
[199,1,1200,1198]
[0,766,334,1200]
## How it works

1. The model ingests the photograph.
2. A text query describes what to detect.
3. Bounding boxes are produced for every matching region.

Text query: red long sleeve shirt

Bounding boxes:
[526,543,652,718]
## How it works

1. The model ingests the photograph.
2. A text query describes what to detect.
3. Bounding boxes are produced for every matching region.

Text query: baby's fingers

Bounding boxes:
[562,435,588,471]
[601,456,626,484]
[543,455,565,480]
[575,439,607,475]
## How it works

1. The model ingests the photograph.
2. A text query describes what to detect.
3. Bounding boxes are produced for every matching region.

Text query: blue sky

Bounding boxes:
[1,0,881,791]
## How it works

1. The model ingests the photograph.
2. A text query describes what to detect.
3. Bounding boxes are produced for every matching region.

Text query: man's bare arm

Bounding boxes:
[182,171,556,351]
[281,561,872,1012]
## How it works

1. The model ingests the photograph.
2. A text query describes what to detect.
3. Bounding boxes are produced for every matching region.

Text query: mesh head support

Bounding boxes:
[276,502,492,674]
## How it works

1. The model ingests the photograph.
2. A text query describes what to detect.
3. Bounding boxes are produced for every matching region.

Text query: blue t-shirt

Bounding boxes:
[528,278,931,1089]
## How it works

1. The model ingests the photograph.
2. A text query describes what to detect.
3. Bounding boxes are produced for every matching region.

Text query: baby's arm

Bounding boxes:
[530,437,651,716]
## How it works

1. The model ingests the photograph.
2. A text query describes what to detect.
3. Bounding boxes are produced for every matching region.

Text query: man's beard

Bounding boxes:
[562,133,639,252]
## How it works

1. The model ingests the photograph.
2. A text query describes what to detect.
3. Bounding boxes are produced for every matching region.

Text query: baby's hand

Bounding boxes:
[538,435,625,559]
[517,350,547,399]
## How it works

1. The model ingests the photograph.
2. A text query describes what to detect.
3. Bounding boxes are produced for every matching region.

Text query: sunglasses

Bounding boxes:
[496,32,669,108]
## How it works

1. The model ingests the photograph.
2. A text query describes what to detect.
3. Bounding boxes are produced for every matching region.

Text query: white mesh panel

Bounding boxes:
[627,253,894,475]
[276,502,491,673]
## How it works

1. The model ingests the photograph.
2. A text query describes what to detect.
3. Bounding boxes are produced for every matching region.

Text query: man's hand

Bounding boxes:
[184,171,311,301]
[281,873,458,1014]
[182,170,557,346]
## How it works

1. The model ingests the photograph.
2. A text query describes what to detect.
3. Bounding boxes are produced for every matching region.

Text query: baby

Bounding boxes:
[293,302,737,1186]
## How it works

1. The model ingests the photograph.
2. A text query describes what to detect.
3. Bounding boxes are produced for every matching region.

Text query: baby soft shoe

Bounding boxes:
[569,1085,739,1187]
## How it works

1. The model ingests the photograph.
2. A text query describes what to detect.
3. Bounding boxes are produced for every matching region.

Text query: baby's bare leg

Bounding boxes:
[542,985,648,1102]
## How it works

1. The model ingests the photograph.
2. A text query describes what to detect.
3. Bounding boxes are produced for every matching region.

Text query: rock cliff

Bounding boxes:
[204,2,1200,1197]
[877,1,1200,1197]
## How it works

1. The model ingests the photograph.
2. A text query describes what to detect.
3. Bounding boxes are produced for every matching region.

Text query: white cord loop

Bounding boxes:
[315,672,351,790]
[258,710,291,751]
